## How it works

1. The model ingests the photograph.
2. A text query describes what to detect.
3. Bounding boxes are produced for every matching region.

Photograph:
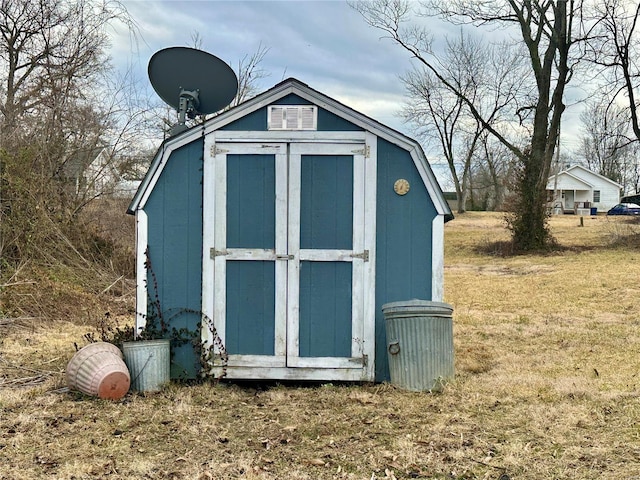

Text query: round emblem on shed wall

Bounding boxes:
[393,178,410,195]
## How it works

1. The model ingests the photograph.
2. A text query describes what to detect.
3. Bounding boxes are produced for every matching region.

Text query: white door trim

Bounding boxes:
[286,142,369,370]
[201,141,288,363]
[201,138,377,380]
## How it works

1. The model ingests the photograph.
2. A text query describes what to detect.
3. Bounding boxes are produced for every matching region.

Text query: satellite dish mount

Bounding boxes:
[178,88,200,123]
[148,47,239,136]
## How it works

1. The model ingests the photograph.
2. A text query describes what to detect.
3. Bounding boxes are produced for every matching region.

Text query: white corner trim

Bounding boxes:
[135,209,148,335]
[201,133,217,350]
[363,131,378,380]
[431,214,445,302]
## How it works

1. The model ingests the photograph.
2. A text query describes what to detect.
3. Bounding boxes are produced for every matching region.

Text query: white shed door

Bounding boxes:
[202,141,374,380]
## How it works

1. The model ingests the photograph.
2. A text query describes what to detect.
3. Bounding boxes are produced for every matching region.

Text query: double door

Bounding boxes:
[202,141,374,380]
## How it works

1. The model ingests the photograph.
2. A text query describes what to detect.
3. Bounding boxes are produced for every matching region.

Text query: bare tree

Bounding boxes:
[351,0,583,251]
[578,98,631,186]
[589,0,640,145]
[232,43,271,107]
[0,0,132,143]
[0,0,135,266]
[401,67,473,213]
[401,31,524,213]
[469,133,518,211]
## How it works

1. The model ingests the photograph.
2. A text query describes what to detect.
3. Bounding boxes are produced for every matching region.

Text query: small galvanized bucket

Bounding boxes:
[122,339,170,392]
[66,342,130,400]
[382,299,454,392]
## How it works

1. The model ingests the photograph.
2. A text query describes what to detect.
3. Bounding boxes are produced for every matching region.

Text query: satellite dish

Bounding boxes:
[148,47,238,135]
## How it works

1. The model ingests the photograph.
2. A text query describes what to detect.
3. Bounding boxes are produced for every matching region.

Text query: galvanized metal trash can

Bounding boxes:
[122,339,170,392]
[382,300,454,392]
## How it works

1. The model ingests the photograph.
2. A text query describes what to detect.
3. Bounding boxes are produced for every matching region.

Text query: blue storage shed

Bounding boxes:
[128,78,452,382]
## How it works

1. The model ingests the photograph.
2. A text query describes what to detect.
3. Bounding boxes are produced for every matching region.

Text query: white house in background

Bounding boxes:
[84,149,142,198]
[83,147,118,196]
[546,165,622,214]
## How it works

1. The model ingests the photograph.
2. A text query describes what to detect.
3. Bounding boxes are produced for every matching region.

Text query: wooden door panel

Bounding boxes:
[203,141,374,379]
[298,261,352,358]
[287,143,365,370]
[226,153,275,249]
[209,144,288,367]
[300,154,353,250]
[226,260,275,356]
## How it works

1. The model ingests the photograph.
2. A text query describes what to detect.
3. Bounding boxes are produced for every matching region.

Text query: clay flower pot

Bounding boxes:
[66,342,130,400]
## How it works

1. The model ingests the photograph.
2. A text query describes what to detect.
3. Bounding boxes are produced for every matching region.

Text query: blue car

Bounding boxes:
[607,203,640,216]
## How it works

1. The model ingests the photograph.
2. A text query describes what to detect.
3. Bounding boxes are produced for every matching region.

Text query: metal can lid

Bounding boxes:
[382,299,453,318]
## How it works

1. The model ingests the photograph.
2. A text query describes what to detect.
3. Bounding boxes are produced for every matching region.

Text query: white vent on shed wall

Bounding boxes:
[268,105,317,130]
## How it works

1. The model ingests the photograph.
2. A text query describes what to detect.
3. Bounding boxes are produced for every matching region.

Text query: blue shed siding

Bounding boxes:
[273,94,312,105]
[374,138,438,381]
[227,153,276,249]
[221,108,266,131]
[298,151,355,358]
[221,94,364,132]
[318,109,364,132]
[144,139,204,379]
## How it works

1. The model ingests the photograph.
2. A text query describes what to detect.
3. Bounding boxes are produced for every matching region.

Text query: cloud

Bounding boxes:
[113,0,417,135]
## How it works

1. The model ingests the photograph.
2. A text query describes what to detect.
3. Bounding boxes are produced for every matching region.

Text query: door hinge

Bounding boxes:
[211,145,229,156]
[352,145,370,158]
[210,248,227,258]
[351,250,369,262]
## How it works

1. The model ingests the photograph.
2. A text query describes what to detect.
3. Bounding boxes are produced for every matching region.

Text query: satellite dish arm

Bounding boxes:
[177,89,200,123]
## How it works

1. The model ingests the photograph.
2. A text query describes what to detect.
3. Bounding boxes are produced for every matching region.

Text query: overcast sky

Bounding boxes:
[111,1,586,189]
[114,1,418,128]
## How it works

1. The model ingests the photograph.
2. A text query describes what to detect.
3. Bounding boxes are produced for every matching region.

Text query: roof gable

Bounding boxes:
[129,78,451,217]
[567,165,622,188]
[548,165,623,189]
[547,171,593,190]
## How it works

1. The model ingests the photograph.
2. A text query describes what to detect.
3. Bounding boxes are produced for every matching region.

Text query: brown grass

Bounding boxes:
[2,212,640,479]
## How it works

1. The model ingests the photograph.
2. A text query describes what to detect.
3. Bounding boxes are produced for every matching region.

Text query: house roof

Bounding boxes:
[128,77,452,218]
[547,170,593,190]
[62,146,109,178]
[547,164,623,190]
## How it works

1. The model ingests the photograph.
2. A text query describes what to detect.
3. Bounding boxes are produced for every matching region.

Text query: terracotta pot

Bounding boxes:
[66,342,130,400]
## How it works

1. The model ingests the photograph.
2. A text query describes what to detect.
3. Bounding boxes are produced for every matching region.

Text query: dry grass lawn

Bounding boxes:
[2,212,640,479]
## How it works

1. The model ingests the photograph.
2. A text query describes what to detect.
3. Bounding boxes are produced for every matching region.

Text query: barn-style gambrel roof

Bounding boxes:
[129,78,451,218]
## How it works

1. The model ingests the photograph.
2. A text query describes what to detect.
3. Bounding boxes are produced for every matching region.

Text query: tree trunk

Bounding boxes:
[510,152,553,250]
[506,0,569,251]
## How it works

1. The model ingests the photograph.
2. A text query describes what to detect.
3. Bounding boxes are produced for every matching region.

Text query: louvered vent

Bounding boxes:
[268,105,317,130]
